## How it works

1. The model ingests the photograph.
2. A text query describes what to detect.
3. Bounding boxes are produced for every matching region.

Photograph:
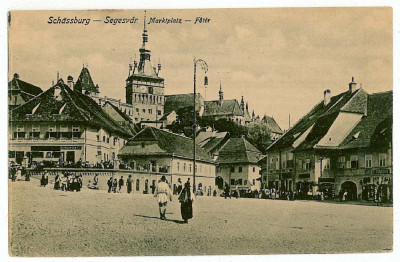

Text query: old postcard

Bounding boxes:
[7,8,393,257]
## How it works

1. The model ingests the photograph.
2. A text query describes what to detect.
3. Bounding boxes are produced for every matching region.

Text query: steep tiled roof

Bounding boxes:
[10,79,132,138]
[118,127,214,163]
[102,102,138,136]
[262,115,283,134]
[196,131,229,155]
[203,99,243,117]
[73,67,97,93]
[8,75,43,101]
[337,91,392,150]
[217,137,263,164]
[267,88,361,151]
[268,87,392,152]
[164,93,204,115]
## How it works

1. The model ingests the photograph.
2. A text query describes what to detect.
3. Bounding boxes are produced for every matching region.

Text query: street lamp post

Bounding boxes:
[193,57,208,193]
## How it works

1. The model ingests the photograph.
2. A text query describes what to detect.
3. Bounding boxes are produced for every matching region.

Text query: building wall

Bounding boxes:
[216,163,260,190]
[9,122,126,165]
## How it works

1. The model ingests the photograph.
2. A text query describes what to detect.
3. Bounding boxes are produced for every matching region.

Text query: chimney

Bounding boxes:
[67,75,74,88]
[349,76,357,93]
[324,89,331,106]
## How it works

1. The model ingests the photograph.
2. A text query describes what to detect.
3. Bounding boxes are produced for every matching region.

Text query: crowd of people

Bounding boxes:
[53,172,83,192]
[9,163,30,182]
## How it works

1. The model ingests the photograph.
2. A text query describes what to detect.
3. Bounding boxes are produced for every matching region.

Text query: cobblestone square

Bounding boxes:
[9,179,393,256]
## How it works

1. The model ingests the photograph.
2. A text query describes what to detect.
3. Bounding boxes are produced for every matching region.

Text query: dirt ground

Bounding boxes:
[8,178,393,256]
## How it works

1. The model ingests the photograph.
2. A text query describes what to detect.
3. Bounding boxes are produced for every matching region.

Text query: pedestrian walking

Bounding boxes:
[224,182,230,199]
[107,177,113,193]
[127,175,133,194]
[113,178,118,193]
[235,183,240,199]
[153,175,172,220]
[16,167,23,181]
[40,171,48,187]
[118,176,124,193]
[23,167,30,181]
[176,178,182,195]
[178,180,194,223]
[54,174,61,190]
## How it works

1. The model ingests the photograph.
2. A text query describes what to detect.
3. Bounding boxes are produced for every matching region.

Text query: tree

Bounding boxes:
[246,120,272,153]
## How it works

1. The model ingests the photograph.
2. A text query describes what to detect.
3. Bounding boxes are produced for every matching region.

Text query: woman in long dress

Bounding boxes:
[178,181,194,223]
[154,176,172,220]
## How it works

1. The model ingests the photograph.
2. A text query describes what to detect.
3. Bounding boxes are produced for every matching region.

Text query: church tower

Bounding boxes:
[125,11,165,123]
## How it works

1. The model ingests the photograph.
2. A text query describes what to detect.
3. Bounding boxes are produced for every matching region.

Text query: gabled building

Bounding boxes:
[9,79,132,166]
[118,126,217,195]
[261,115,283,140]
[262,77,392,202]
[164,93,205,116]
[195,129,229,159]
[8,73,43,109]
[101,101,140,136]
[216,137,263,191]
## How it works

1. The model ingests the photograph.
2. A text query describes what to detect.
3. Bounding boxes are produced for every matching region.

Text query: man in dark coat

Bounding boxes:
[178,180,193,223]
[118,176,124,193]
[127,175,133,194]
[224,182,230,199]
[107,177,113,193]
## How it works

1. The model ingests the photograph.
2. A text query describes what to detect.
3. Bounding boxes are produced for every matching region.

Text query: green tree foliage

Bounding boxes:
[246,120,272,153]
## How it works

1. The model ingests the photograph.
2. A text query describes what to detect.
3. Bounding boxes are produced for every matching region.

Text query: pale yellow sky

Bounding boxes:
[8,8,392,130]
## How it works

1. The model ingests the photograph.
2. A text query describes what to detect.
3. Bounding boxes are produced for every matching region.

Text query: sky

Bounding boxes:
[8,8,392,130]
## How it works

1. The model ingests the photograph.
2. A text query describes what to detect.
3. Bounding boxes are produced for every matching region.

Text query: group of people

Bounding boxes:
[53,172,83,192]
[9,164,29,182]
[107,176,126,193]
[154,176,193,223]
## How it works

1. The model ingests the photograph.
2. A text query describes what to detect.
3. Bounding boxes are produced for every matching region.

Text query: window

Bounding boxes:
[103,136,105,142]
[365,155,372,168]
[253,167,256,172]
[97,151,101,156]
[230,167,235,173]
[350,156,358,168]
[338,156,345,168]
[275,157,279,170]
[238,179,242,185]
[158,110,162,115]
[298,160,303,170]
[253,179,256,185]
[107,137,110,144]
[60,126,69,139]
[238,166,242,173]
[304,159,311,170]
[72,126,80,139]
[48,125,57,139]
[183,163,186,172]
[177,162,180,171]
[141,142,145,148]
[270,158,274,170]
[230,179,235,185]
[282,154,287,169]
[148,109,152,114]
[136,108,139,112]
[244,180,247,185]
[324,158,331,170]
[30,126,40,139]
[97,135,100,141]
[189,164,192,172]
[287,153,294,168]
[142,109,146,113]
[379,153,387,167]
[17,126,25,132]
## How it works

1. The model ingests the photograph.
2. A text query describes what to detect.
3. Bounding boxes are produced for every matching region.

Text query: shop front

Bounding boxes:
[318,177,335,199]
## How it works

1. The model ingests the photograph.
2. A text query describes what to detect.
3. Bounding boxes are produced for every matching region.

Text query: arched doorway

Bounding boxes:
[215,176,224,190]
[341,181,357,200]
[136,179,140,191]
